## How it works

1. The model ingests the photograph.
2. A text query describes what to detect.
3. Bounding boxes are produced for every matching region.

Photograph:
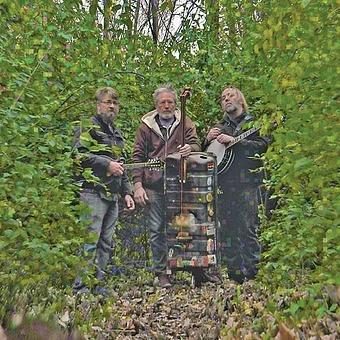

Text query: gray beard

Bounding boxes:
[224,104,237,114]
[224,107,243,119]
[100,112,114,124]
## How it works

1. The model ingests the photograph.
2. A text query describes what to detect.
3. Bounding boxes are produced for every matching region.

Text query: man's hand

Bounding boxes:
[106,161,124,176]
[178,143,191,157]
[134,184,149,206]
[216,133,235,145]
[124,194,135,211]
[207,127,221,142]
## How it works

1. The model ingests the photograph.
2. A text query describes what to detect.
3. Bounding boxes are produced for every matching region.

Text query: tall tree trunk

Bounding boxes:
[103,0,113,39]
[133,0,141,37]
[205,0,220,43]
[164,0,178,42]
[148,0,159,45]
[89,0,98,20]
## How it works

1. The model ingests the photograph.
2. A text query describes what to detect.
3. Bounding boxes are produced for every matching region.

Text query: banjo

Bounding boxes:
[206,127,260,174]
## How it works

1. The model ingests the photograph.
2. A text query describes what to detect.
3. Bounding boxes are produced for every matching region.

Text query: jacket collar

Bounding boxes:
[93,114,120,137]
[141,109,181,139]
[223,112,252,124]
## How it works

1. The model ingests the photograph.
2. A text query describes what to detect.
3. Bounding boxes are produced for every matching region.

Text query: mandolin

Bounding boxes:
[86,154,164,186]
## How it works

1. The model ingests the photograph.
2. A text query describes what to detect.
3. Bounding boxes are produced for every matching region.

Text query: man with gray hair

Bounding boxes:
[73,87,135,295]
[132,84,200,288]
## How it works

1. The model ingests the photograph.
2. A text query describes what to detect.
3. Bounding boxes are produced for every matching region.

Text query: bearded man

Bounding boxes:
[73,87,134,294]
[203,85,269,283]
[132,84,200,288]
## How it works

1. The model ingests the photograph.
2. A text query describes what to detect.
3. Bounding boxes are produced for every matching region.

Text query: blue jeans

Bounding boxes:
[145,189,166,275]
[80,190,119,279]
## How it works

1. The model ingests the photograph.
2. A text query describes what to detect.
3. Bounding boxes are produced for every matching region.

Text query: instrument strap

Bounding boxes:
[233,114,253,136]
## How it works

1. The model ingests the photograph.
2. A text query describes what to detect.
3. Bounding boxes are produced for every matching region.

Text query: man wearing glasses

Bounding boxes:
[73,87,135,295]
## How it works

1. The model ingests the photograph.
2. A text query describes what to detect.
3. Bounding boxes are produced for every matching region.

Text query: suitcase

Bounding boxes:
[165,152,219,286]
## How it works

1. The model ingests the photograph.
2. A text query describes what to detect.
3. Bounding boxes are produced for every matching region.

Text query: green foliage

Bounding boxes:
[253,0,339,283]
[0,0,338,332]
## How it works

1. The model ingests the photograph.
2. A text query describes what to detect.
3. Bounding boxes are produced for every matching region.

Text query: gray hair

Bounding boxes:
[95,87,118,102]
[153,84,177,104]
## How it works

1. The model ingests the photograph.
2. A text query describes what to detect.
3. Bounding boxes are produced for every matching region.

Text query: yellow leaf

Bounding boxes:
[264,29,273,39]
[37,50,45,59]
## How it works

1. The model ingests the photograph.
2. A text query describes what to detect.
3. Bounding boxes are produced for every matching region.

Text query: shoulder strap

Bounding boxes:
[234,114,253,135]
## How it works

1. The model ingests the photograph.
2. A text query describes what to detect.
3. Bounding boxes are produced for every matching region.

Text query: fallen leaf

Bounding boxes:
[275,323,298,340]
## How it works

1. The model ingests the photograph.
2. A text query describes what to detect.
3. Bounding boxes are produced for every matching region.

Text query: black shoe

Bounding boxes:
[201,271,222,284]
[154,274,172,288]
[228,273,245,284]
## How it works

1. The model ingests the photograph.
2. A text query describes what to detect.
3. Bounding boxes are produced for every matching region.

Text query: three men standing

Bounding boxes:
[75,84,268,291]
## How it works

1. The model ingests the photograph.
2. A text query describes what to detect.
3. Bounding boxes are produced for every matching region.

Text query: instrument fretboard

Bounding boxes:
[226,127,260,149]
[123,161,163,170]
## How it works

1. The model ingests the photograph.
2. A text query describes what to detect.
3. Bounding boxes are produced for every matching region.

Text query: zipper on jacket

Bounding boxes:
[164,126,171,158]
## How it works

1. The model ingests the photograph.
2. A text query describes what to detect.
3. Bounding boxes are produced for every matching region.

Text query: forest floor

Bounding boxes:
[60,269,339,339]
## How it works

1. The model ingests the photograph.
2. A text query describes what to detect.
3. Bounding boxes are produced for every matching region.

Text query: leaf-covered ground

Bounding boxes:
[58,270,339,339]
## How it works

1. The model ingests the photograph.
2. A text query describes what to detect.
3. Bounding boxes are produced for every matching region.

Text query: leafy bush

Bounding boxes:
[0,0,338,328]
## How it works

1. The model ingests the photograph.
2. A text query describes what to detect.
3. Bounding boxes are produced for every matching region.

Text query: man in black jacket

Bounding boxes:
[203,85,269,283]
[73,87,134,293]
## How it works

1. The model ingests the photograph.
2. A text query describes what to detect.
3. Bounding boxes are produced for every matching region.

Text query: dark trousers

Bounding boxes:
[218,185,261,281]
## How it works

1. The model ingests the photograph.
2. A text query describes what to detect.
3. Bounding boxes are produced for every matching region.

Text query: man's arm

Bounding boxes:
[238,133,270,156]
[120,170,133,196]
[132,125,150,206]
[131,125,148,185]
[202,123,224,151]
[184,117,201,152]
[74,126,110,172]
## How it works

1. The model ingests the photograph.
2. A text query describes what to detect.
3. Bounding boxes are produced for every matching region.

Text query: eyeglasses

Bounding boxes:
[100,100,118,105]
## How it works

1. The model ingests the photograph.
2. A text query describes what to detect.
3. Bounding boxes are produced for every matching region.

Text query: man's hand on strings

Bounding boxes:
[207,127,221,142]
[178,143,191,157]
[106,160,124,176]
[216,133,235,145]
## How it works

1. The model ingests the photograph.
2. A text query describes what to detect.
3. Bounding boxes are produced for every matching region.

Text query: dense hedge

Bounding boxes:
[0,0,338,324]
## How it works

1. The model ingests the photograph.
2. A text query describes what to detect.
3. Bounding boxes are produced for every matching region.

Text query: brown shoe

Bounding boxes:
[155,274,172,288]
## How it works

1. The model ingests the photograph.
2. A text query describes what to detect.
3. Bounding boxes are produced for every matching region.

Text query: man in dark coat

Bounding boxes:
[73,87,135,293]
[203,85,269,283]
